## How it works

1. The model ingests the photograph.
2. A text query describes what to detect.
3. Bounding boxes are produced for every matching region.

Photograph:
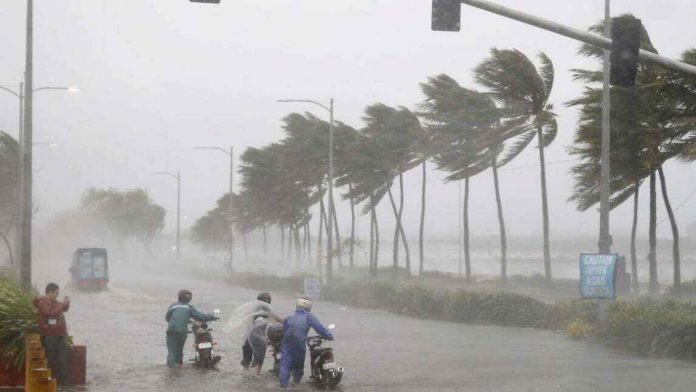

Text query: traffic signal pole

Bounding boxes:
[456,0,696,76]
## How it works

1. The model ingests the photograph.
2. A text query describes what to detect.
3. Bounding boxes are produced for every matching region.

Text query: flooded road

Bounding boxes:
[57,265,696,391]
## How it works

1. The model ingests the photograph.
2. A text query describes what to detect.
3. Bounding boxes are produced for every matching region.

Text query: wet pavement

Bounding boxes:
[56,265,696,392]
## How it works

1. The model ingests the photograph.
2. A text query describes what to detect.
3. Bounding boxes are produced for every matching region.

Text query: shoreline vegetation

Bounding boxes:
[221,269,696,362]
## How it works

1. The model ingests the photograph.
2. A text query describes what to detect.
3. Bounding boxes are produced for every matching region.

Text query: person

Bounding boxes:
[165,289,218,368]
[240,292,283,374]
[33,282,70,385]
[279,297,333,389]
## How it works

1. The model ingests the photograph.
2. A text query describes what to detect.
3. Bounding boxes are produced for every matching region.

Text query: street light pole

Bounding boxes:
[155,171,181,260]
[327,98,335,282]
[277,98,335,282]
[19,0,34,290]
[194,146,235,269]
[177,171,181,260]
[599,0,612,254]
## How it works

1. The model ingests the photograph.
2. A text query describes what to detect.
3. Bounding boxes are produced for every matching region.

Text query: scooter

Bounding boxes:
[190,309,222,368]
[307,324,343,388]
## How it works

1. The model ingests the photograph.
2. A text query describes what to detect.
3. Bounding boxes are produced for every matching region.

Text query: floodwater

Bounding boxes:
[57,265,696,392]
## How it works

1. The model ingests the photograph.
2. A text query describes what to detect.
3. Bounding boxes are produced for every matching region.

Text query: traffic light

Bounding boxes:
[431,0,461,32]
[189,0,221,3]
[610,16,642,87]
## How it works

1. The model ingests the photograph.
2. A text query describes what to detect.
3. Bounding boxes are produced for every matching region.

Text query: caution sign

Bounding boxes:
[579,253,618,299]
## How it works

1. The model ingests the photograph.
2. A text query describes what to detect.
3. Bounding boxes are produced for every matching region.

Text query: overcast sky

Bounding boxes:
[0,0,695,242]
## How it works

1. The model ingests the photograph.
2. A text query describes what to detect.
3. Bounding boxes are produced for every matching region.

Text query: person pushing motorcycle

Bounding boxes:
[279,297,334,389]
[165,289,219,368]
[240,292,284,375]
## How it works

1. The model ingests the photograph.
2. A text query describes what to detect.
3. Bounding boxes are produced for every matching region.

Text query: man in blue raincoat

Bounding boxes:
[279,297,334,389]
[165,289,219,367]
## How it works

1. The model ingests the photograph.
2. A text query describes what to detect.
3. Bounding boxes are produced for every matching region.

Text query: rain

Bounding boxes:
[2,1,696,391]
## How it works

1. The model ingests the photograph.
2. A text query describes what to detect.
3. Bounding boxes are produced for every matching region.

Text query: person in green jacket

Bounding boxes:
[165,289,218,368]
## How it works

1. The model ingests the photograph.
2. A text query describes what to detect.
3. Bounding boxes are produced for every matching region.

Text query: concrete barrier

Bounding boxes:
[24,334,56,392]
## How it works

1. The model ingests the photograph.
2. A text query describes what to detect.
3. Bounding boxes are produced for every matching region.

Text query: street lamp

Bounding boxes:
[277,98,335,282]
[154,171,181,260]
[194,146,234,270]
[1,79,78,289]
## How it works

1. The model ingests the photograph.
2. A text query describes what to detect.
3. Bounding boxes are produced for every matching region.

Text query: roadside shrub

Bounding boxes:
[544,299,599,330]
[668,280,696,297]
[0,277,38,371]
[226,271,696,361]
[564,319,592,339]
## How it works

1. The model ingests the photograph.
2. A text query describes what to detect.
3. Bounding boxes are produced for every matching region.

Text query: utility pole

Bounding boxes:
[177,171,181,260]
[228,146,234,270]
[598,0,612,254]
[194,145,235,269]
[277,98,336,282]
[19,0,34,290]
[326,98,335,282]
[155,171,181,260]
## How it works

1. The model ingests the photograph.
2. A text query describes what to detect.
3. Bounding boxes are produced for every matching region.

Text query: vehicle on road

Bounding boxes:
[266,322,284,376]
[190,309,221,368]
[70,248,109,291]
[307,324,343,388]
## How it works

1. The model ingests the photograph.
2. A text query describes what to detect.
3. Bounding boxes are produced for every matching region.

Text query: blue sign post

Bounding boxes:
[304,277,322,300]
[579,253,618,299]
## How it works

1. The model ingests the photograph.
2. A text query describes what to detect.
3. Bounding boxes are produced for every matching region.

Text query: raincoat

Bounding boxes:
[164,302,216,367]
[226,300,282,368]
[279,308,333,388]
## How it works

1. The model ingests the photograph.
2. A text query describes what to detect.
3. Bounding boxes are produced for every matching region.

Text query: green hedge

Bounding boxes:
[225,272,696,361]
[0,276,38,371]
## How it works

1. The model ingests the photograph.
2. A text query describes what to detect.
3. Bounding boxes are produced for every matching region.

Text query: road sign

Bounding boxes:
[579,253,618,299]
[304,277,322,300]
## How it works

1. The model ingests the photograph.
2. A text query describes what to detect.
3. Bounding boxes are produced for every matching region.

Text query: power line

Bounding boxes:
[658,186,696,226]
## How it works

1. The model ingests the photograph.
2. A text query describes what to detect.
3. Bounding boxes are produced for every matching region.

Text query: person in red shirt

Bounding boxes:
[33,282,70,385]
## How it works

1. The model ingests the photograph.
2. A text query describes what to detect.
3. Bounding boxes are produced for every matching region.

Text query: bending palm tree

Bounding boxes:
[474,49,558,282]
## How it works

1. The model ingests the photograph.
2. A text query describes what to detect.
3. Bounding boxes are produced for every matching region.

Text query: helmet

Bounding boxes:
[257,292,272,304]
[296,297,312,311]
[178,289,192,303]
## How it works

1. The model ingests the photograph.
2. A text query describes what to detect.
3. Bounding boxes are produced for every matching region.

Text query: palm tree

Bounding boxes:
[567,17,696,292]
[360,103,427,276]
[419,74,502,282]
[473,49,558,282]
[336,131,391,277]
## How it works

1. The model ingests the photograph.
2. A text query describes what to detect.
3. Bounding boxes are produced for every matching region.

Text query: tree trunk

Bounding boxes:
[630,182,640,294]
[331,199,343,268]
[392,182,400,275]
[294,224,302,268]
[419,161,426,275]
[281,226,285,260]
[369,194,375,276]
[492,157,507,284]
[262,223,267,259]
[464,177,472,283]
[537,128,552,282]
[658,167,681,289]
[399,174,410,273]
[349,183,355,269]
[242,231,248,261]
[0,231,14,267]
[305,217,312,267]
[387,187,411,277]
[648,172,658,294]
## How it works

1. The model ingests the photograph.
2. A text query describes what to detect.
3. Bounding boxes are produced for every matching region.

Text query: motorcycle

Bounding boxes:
[266,323,284,376]
[190,309,222,368]
[307,324,343,388]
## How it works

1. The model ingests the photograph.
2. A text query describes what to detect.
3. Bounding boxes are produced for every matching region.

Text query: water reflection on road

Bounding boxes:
[60,266,696,391]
